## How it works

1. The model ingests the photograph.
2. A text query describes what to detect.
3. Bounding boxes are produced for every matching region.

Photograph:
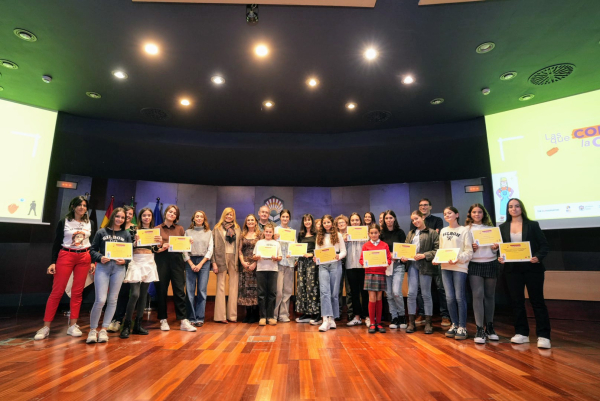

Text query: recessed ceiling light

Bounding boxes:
[42,75,52,83]
[482,87,491,95]
[211,75,225,85]
[430,98,444,105]
[0,60,19,69]
[86,92,101,99]
[519,94,534,101]
[112,70,128,79]
[345,102,357,110]
[500,71,517,81]
[180,99,191,106]
[262,100,274,108]
[0,86,4,92]
[402,75,414,84]
[255,45,269,57]
[13,28,37,42]
[364,48,378,60]
[144,43,159,55]
[306,77,319,88]
[476,42,495,54]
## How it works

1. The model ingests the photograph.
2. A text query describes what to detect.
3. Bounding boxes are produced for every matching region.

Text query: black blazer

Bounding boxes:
[499,220,550,272]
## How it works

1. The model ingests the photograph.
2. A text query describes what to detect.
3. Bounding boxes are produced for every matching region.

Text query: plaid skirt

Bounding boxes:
[364,273,386,291]
[469,260,500,278]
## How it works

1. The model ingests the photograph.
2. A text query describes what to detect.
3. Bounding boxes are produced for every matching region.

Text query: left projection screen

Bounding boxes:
[0,99,58,224]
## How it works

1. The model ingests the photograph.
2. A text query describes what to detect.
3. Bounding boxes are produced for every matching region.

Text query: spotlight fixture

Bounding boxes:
[86,91,101,99]
[476,42,495,54]
[306,77,319,88]
[42,75,52,83]
[519,94,534,101]
[500,71,517,81]
[481,87,491,95]
[14,28,37,42]
[345,102,357,110]
[364,48,378,60]
[211,75,225,85]
[112,70,128,79]
[401,75,414,84]
[246,4,259,25]
[255,44,269,57]
[180,99,191,106]
[0,60,19,69]
[0,86,4,91]
[144,43,159,55]
[262,100,274,108]
[430,98,444,105]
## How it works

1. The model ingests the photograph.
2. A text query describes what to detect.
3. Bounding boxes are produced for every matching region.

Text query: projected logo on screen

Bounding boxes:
[572,124,600,148]
[264,196,284,222]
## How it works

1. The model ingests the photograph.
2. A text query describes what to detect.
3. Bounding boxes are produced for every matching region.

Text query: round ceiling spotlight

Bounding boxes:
[345,102,357,110]
[42,75,52,83]
[430,98,444,105]
[144,43,159,55]
[475,42,495,54]
[14,28,37,42]
[86,91,102,99]
[1,60,19,69]
[481,87,491,96]
[401,75,414,84]
[180,99,191,106]
[112,70,128,79]
[255,44,269,57]
[500,71,517,81]
[262,100,275,108]
[519,94,535,101]
[364,48,378,60]
[0,86,4,91]
[211,75,225,85]
[306,77,319,88]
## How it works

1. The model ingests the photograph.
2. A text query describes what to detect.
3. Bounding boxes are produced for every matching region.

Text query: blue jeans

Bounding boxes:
[185,256,210,322]
[407,263,433,316]
[90,261,126,329]
[417,272,449,318]
[386,262,405,318]
[442,270,468,328]
[319,261,342,318]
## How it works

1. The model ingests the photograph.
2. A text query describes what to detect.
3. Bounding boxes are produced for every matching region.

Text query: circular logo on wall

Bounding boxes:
[264,196,284,222]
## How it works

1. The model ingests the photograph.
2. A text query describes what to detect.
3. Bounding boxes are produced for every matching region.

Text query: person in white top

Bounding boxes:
[253,223,282,326]
[274,209,295,323]
[313,215,347,332]
[434,206,473,341]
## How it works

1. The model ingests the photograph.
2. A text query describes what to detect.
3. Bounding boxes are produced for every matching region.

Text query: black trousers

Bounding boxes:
[346,268,368,318]
[155,252,187,320]
[125,282,150,321]
[256,271,278,319]
[505,264,551,339]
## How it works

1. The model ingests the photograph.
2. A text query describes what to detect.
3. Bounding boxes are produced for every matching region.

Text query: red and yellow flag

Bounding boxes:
[101,197,114,228]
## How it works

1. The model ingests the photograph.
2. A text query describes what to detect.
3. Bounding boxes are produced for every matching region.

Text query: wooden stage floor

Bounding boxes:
[1,304,599,400]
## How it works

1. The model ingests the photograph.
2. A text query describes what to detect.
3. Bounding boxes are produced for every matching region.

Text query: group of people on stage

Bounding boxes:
[34,195,552,349]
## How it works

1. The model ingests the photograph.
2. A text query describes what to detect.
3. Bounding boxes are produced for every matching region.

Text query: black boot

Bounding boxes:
[119,319,132,339]
[243,307,251,323]
[252,306,260,323]
[132,317,149,335]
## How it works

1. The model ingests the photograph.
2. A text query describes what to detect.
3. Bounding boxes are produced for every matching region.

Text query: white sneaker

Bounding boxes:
[86,329,98,344]
[160,319,170,331]
[537,337,551,349]
[34,326,50,340]
[180,319,197,332]
[347,317,362,326]
[511,334,530,344]
[278,316,291,323]
[310,317,323,326]
[97,329,109,343]
[364,317,370,327]
[67,324,82,337]
[106,320,120,333]
[318,318,331,332]
[329,317,336,330]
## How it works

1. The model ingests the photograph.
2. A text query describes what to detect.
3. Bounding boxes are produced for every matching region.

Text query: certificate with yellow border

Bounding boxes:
[471,227,503,247]
[278,228,296,243]
[105,242,133,260]
[500,242,532,262]
[347,226,368,241]
[257,243,278,258]
[362,250,388,268]
[433,248,460,264]
[288,243,308,257]
[315,247,336,265]
[393,243,417,260]
[168,236,192,253]
[137,228,160,246]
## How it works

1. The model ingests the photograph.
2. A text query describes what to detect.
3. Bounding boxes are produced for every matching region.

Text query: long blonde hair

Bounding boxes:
[242,214,262,239]
[214,207,240,229]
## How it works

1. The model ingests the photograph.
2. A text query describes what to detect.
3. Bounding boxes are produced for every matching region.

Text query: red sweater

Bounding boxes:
[359,240,392,275]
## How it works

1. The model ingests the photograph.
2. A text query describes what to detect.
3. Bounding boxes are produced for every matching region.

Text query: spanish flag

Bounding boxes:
[101,197,114,228]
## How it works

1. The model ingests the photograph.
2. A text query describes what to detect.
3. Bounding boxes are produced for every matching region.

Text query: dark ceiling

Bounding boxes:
[2,0,600,134]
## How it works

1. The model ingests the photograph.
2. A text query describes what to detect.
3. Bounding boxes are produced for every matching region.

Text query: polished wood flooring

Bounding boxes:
[1,304,600,400]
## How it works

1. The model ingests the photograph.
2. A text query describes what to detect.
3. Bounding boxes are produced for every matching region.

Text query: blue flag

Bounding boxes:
[149,199,163,299]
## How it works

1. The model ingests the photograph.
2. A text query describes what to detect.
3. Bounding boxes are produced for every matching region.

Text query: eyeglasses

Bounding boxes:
[419,204,430,207]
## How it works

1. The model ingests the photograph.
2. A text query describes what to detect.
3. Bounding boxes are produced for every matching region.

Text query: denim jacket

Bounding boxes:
[405,227,439,276]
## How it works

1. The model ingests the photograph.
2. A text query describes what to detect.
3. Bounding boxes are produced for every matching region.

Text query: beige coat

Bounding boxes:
[211,225,241,273]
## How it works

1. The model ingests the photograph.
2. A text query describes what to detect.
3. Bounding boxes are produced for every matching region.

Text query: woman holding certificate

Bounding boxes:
[400,210,439,334]
[274,210,295,323]
[314,215,346,332]
[238,214,261,323]
[252,223,282,325]
[87,208,132,343]
[435,207,473,341]
[295,214,320,325]
[344,213,368,327]
[380,210,407,329]
[34,196,95,341]
[499,198,551,349]
[211,207,242,324]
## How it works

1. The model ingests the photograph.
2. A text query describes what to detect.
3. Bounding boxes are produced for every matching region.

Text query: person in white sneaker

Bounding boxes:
[295,215,320,324]
[274,210,295,323]
[499,199,551,349]
[253,223,282,326]
[344,213,368,327]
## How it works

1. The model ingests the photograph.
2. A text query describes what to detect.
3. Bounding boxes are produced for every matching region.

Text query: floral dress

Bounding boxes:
[238,236,259,306]
[295,234,320,314]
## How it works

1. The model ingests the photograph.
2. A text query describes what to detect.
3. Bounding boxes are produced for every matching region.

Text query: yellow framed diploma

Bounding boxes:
[257,243,278,258]
[362,250,388,268]
[393,243,417,260]
[471,227,503,247]
[347,226,369,241]
[278,228,296,243]
[315,246,336,265]
[500,242,532,262]
[105,242,133,260]
[137,228,160,246]
[288,243,308,257]
[168,236,192,253]
[433,248,460,264]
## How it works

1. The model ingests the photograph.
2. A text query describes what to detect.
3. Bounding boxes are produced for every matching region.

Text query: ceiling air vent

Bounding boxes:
[528,64,574,85]
[364,110,391,123]
[140,107,170,122]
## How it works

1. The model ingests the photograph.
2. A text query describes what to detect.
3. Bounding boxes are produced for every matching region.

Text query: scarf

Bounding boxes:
[223,222,236,243]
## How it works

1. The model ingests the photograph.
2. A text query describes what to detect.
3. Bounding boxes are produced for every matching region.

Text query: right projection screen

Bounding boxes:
[485,89,600,229]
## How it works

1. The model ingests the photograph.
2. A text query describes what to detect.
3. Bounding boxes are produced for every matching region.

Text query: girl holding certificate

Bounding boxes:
[314,215,346,332]
[35,196,95,341]
[380,210,407,329]
[154,205,196,332]
[238,214,261,323]
[274,210,295,322]
[400,210,439,335]
[359,224,392,334]
[295,214,320,324]
[499,198,551,349]
[344,213,368,327]
[252,223,282,326]
[435,206,473,341]
[183,210,214,327]
[87,208,132,343]
[335,215,351,322]
[466,203,500,344]
[120,207,161,338]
